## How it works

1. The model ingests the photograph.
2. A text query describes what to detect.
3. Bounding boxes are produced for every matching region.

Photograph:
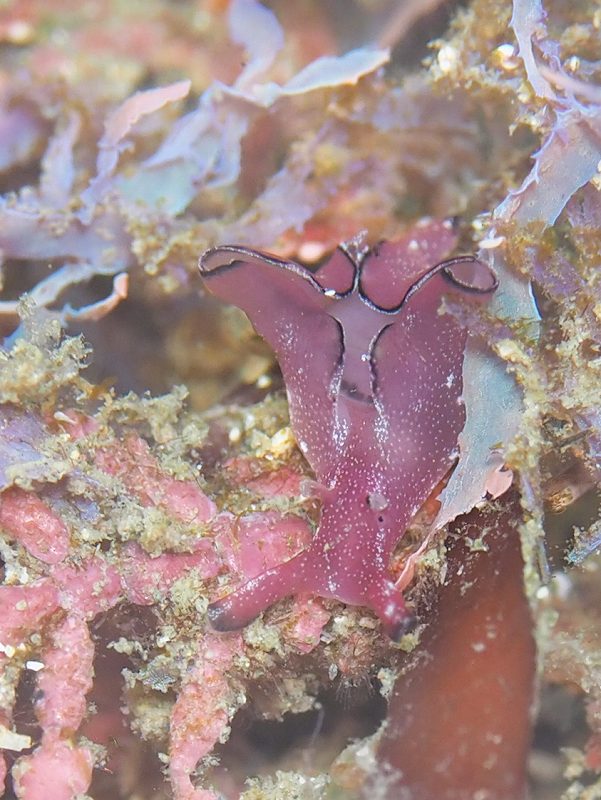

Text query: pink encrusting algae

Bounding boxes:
[12,615,96,800]
[95,433,217,524]
[0,393,332,799]
[0,489,70,565]
[168,634,243,800]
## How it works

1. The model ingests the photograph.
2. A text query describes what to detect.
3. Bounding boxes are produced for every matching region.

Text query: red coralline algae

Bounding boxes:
[284,597,331,654]
[12,739,94,800]
[200,221,497,637]
[223,456,304,498]
[0,581,60,647]
[0,488,70,564]
[119,542,221,606]
[95,433,217,523]
[36,614,95,737]
[50,557,122,616]
[0,397,330,798]
[169,634,243,800]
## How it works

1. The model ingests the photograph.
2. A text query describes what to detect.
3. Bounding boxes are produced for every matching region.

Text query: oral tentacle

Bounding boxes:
[207,550,311,630]
[366,579,415,640]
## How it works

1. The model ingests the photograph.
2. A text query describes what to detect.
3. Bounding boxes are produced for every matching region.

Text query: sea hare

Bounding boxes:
[199,220,497,637]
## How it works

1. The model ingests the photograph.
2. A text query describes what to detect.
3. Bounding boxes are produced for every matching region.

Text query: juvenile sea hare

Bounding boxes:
[200,220,497,637]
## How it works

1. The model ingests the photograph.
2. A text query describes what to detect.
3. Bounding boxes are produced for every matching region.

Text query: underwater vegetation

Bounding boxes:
[1,0,601,798]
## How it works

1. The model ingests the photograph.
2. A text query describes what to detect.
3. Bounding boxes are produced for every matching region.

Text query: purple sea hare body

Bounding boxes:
[200,221,496,637]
